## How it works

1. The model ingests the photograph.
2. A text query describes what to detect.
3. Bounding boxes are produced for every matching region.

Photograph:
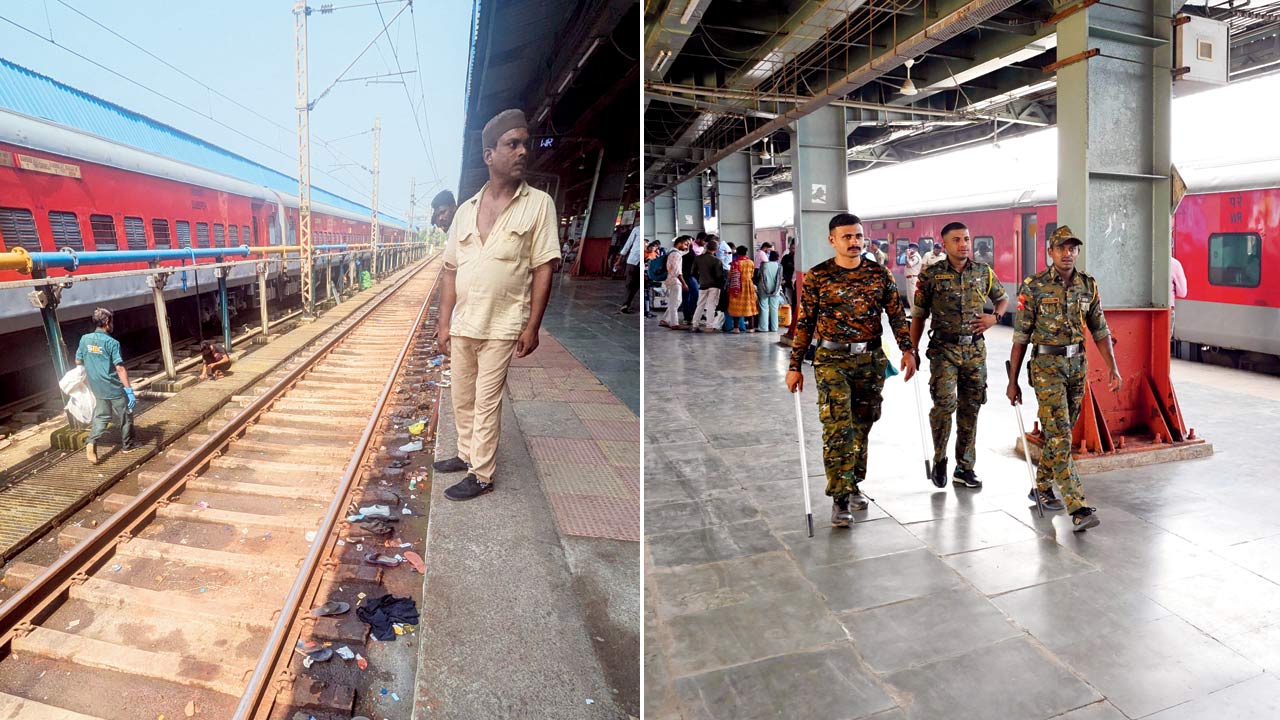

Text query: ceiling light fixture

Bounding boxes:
[679,0,703,25]
[900,58,919,96]
[650,48,672,74]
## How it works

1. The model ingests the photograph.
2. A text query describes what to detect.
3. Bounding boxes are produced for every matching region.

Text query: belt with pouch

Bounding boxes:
[932,331,982,346]
[818,339,877,353]
[1032,342,1085,357]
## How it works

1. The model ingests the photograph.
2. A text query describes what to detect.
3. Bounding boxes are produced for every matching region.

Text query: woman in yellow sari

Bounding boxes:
[726,245,759,333]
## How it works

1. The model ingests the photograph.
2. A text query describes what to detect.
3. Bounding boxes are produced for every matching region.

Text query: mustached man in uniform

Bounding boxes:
[1006,226,1122,531]
[787,213,917,529]
[910,221,1009,490]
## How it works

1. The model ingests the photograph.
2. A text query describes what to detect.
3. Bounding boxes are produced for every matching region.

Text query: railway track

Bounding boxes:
[0,257,443,719]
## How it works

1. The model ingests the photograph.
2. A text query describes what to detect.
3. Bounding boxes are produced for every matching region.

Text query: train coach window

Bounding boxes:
[919,237,934,254]
[213,223,225,248]
[0,207,41,252]
[152,219,173,249]
[175,220,192,248]
[245,224,253,246]
[48,211,84,251]
[229,225,239,246]
[974,236,995,265]
[196,222,210,248]
[1209,232,1262,288]
[123,217,148,250]
[895,239,909,266]
[90,214,118,251]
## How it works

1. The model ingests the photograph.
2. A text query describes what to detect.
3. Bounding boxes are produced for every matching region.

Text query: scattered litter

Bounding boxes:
[357,593,419,641]
[184,700,196,717]
[263,532,272,540]
[408,477,417,490]
[359,505,392,518]
[198,587,207,593]
[380,688,388,696]
[391,693,401,702]
[195,501,209,510]
[398,439,423,453]
[357,592,367,599]
[403,551,425,574]
[438,380,451,388]
[336,539,346,546]
[66,619,80,630]
[356,544,363,552]
[401,507,412,515]
[356,653,368,670]
[586,699,595,705]
[110,564,122,572]
[305,530,317,542]
[335,645,355,660]
[407,421,425,436]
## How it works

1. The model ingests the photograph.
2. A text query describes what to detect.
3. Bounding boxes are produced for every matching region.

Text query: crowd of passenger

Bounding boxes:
[641,232,954,333]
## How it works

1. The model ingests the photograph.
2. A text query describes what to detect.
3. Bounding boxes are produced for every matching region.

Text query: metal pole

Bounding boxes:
[257,262,271,341]
[216,266,232,351]
[371,116,381,277]
[294,0,314,315]
[913,374,936,486]
[578,145,606,250]
[148,271,177,380]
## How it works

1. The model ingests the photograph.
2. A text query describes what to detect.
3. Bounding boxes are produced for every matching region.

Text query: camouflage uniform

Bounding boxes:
[791,258,912,497]
[913,258,1007,473]
[1012,228,1111,514]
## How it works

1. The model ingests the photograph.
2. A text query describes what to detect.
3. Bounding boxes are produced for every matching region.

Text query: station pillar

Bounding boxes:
[675,176,704,237]
[716,151,754,250]
[1032,0,1210,466]
[586,159,627,239]
[791,105,849,274]
[643,201,656,243]
[654,190,676,245]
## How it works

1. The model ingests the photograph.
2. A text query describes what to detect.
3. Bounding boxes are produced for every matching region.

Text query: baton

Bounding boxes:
[793,390,814,537]
[1007,360,1045,518]
[910,365,933,484]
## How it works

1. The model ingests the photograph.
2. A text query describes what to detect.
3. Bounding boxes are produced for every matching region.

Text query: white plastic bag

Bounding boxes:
[59,366,96,424]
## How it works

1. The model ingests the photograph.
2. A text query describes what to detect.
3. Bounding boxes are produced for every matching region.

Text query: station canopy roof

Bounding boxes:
[644,0,1280,200]
[459,0,639,219]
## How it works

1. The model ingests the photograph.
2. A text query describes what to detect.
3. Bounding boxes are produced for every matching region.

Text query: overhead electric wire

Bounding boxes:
[378,0,440,182]
[18,3,406,214]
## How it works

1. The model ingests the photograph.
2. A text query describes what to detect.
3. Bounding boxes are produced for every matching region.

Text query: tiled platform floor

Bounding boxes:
[539,272,640,414]
[644,318,1280,720]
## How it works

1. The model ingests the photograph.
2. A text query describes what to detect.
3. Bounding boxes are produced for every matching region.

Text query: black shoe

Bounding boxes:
[1071,507,1100,532]
[848,490,869,511]
[931,458,948,488]
[121,444,142,453]
[432,456,469,473]
[1028,487,1066,512]
[952,468,982,489]
[831,497,852,528]
[619,306,635,314]
[444,473,493,501]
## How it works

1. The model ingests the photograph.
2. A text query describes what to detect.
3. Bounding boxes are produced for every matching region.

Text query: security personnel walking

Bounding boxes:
[1006,226,1122,531]
[787,213,917,529]
[910,222,1009,489]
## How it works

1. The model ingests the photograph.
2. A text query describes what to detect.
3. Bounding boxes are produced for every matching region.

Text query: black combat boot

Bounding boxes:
[831,496,853,528]
[931,458,948,488]
[848,489,869,511]
[1071,506,1100,532]
[1027,487,1066,511]
[444,473,493,501]
[952,468,982,489]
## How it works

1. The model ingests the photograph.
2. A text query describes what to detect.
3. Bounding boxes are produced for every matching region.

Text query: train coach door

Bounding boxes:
[1020,213,1038,278]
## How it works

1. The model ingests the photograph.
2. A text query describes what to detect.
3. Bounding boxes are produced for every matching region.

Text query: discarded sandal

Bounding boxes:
[358,504,392,518]
[357,519,394,535]
[399,439,424,453]
[363,552,403,567]
[310,601,350,617]
[403,550,425,573]
[387,459,411,469]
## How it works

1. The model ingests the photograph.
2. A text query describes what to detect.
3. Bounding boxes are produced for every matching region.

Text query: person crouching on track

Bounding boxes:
[910,222,1009,490]
[786,213,917,528]
[199,340,232,380]
[76,307,138,464]
[432,108,561,501]
[1006,226,1122,531]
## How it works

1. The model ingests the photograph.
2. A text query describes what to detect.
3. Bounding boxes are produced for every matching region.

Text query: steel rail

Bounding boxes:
[0,255,438,655]
[234,253,442,719]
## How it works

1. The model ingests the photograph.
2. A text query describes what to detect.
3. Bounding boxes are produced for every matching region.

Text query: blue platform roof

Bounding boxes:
[0,58,405,228]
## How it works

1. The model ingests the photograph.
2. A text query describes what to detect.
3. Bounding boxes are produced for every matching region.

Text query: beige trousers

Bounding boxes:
[450,336,518,484]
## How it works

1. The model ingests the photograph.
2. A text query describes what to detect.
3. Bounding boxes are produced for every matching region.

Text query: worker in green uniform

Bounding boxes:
[75,307,138,464]
[787,213,917,529]
[910,221,1009,489]
[1006,226,1122,531]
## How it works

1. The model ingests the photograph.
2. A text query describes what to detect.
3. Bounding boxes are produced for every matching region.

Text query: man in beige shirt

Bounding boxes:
[432,109,561,501]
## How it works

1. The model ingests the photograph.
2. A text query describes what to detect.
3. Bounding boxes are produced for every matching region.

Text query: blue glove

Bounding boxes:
[124,387,136,412]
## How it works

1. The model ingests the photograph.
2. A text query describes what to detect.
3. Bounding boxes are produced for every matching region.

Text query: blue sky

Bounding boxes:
[0,0,474,222]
